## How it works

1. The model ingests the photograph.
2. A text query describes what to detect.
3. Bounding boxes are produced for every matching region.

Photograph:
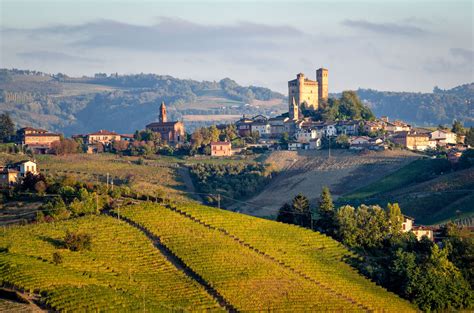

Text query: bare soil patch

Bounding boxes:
[232,149,418,218]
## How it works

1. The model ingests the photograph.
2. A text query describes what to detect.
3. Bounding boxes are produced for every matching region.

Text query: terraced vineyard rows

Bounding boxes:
[0,215,221,311]
[169,203,416,312]
[118,203,416,312]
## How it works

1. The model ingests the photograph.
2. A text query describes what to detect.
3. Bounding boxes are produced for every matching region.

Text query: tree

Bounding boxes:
[452,120,465,135]
[34,180,47,195]
[42,197,70,220]
[0,113,15,142]
[64,230,92,251]
[291,193,311,227]
[335,134,350,148]
[51,139,80,155]
[315,187,336,233]
[335,205,357,247]
[276,203,294,224]
[387,203,403,236]
[465,127,474,146]
[393,245,473,311]
[52,252,63,265]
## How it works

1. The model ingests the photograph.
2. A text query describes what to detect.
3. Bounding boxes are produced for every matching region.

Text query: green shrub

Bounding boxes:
[64,230,92,251]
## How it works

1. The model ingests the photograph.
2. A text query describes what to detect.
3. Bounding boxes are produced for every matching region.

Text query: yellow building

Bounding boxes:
[316,68,328,100]
[288,73,318,119]
[287,68,328,120]
[210,142,232,157]
[17,127,61,154]
[86,130,121,145]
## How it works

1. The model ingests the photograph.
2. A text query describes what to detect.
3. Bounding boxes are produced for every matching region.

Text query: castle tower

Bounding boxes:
[288,73,318,116]
[316,68,328,100]
[159,101,167,123]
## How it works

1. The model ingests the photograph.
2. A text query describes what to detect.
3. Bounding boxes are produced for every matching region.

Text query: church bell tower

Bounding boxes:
[159,101,167,123]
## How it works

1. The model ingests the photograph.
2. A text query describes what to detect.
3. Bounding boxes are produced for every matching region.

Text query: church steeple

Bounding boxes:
[159,101,167,123]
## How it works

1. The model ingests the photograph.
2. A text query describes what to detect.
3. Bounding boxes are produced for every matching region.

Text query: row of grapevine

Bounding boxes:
[119,203,373,311]
[169,202,417,312]
[0,215,221,311]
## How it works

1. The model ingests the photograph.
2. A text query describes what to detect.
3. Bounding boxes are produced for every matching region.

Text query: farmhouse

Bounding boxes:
[210,141,232,157]
[86,130,121,145]
[401,215,434,241]
[391,132,432,151]
[17,127,61,154]
[430,129,457,145]
[0,167,18,188]
[146,101,185,145]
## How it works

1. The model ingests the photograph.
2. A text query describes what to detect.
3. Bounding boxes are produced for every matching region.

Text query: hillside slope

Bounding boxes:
[0,70,286,135]
[357,83,474,126]
[340,160,474,225]
[232,149,418,218]
[0,203,415,311]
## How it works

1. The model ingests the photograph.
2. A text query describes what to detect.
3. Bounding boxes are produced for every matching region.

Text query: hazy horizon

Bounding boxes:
[1,0,473,94]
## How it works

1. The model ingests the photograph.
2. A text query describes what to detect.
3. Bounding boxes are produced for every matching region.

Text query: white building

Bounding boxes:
[16,160,37,177]
[324,124,337,137]
[430,130,457,145]
[295,128,319,143]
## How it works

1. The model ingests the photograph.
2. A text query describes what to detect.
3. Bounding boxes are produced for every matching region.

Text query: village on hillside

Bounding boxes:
[1,68,470,158]
[1,68,472,244]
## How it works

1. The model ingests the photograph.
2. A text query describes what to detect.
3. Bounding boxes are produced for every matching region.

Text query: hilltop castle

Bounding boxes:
[288,68,328,120]
[146,101,185,145]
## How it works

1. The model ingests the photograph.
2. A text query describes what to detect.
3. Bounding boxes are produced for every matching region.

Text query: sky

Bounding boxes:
[0,0,473,93]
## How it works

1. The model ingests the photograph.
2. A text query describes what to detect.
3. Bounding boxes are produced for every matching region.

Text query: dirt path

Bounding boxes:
[176,165,203,202]
[0,288,46,312]
[104,210,236,312]
[231,150,418,218]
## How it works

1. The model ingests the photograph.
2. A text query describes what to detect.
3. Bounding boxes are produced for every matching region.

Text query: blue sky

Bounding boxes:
[1,0,472,93]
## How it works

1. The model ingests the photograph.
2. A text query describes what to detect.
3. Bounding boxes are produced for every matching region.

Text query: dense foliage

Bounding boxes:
[0,113,15,142]
[278,187,474,311]
[302,90,375,122]
[357,83,474,126]
[189,163,271,204]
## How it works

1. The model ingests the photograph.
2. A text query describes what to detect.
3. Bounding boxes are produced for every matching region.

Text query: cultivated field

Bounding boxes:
[35,154,184,198]
[117,202,415,312]
[0,215,221,311]
[233,149,419,218]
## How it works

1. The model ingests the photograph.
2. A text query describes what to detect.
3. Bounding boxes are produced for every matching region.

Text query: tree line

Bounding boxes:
[277,188,473,311]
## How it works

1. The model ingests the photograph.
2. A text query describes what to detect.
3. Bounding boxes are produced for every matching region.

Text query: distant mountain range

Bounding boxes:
[0,69,472,135]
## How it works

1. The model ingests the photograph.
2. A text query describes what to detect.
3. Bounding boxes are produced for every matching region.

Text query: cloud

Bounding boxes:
[423,48,473,74]
[4,18,305,53]
[450,48,474,64]
[341,19,428,36]
[17,51,101,63]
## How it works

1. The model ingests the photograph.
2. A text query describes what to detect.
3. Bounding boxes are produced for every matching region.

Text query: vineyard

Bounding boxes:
[0,201,416,311]
[0,215,220,311]
[117,202,416,312]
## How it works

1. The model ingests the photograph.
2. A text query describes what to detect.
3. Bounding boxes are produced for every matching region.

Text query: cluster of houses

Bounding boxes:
[7,69,469,160]
[235,113,467,157]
